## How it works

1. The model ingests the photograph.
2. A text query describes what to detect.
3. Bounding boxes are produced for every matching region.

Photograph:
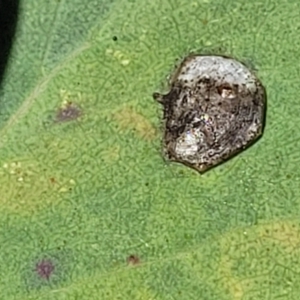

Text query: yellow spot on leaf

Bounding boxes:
[105,48,113,55]
[59,89,83,107]
[113,107,157,141]
[69,179,76,185]
[101,145,120,163]
[218,219,300,300]
[121,59,130,66]
[0,158,74,215]
[105,48,131,66]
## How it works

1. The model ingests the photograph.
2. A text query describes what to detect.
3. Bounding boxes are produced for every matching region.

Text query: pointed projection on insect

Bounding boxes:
[153,55,266,173]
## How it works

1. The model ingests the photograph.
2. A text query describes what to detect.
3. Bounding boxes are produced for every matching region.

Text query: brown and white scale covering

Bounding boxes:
[153,55,266,173]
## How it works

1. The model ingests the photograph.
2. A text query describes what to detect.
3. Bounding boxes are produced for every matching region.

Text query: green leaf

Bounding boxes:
[1,0,300,299]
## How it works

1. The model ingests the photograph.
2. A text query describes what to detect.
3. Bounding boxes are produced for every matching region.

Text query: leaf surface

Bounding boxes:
[1,0,300,299]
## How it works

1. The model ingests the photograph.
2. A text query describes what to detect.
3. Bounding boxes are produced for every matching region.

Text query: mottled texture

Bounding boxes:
[154,55,266,173]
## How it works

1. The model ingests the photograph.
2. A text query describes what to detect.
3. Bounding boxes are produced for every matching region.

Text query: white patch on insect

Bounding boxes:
[176,56,256,87]
[176,128,204,157]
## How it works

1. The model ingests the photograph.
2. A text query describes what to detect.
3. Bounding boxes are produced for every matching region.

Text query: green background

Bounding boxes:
[1,0,300,299]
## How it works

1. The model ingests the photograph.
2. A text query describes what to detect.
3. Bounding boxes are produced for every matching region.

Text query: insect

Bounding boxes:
[153,54,266,174]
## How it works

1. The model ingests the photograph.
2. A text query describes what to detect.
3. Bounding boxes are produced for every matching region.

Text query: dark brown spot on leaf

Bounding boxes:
[22,248,74,291]
[55,101,82,123]
[35,259,55,280]
[127,254,140,266]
